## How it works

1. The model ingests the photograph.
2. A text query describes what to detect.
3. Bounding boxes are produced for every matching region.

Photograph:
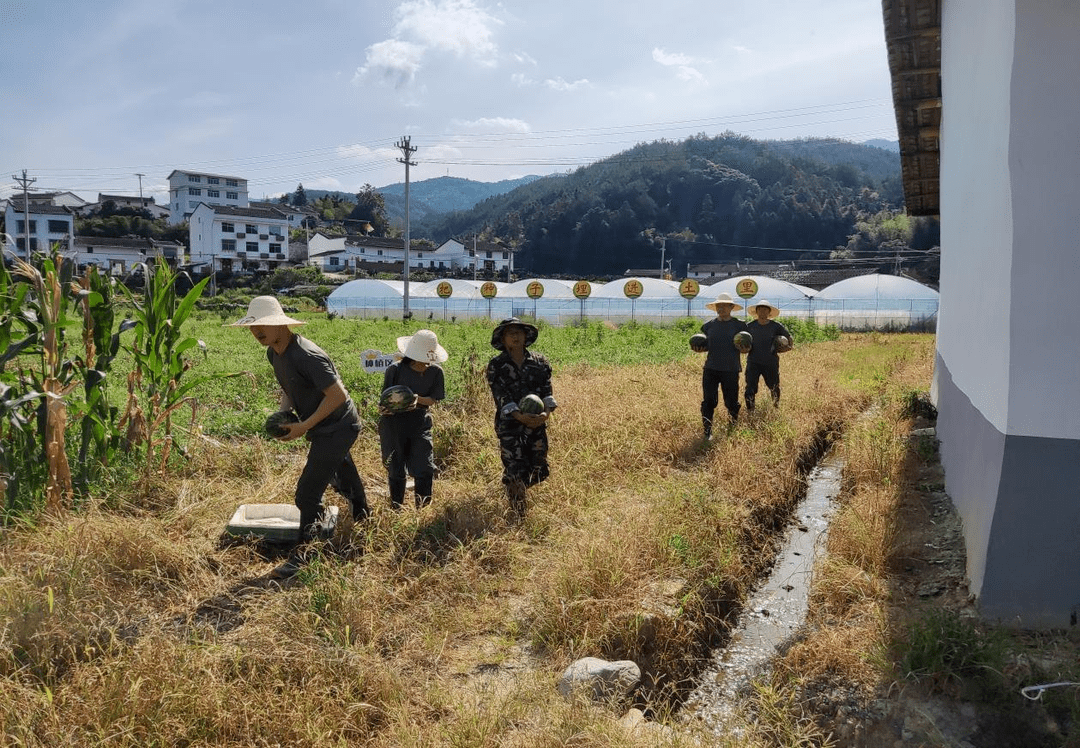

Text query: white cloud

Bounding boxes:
[652,47,709,86]
[355,39,425,87]
[511,72,534,87]
[449,117,531,134]
[512,51,538,66]
[394,0,501,59]
[652,48,696,67]
[356,0,503,86]
[544,77,590,92]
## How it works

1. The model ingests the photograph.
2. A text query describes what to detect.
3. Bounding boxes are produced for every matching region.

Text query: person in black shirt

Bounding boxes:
[743,300,793,413]
[696,292,748,437]
[231,296,369,578]
[378,329,447,509]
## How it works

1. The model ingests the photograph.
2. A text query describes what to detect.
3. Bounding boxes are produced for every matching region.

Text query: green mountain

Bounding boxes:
[423,133,909,276]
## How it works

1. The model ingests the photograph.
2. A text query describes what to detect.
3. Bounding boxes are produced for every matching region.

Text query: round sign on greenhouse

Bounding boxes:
[526,281,545,299]
[679,278,700,300]
[572,280,592,299]
[623,279,643,299]
[480,281,498,299]
[436,281,453,298]
[735,277,759,299]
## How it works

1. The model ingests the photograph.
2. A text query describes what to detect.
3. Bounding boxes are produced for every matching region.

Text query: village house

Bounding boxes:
[2,198,75,259]
[167,169,249,225]
[187,203,289,275]
[71,236,184,276]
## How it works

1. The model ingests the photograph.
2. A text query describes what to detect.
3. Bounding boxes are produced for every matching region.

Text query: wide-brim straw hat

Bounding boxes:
[747,299,781,319]
[229,295,305,326]
[705,292,743,312]
[398,329,448,364]
[490,317,539,350]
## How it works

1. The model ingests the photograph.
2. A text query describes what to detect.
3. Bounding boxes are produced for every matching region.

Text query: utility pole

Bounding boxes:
[135,173,145,207]
[658,236,666,280]
[13,170,35,259]
[396,136,417,320]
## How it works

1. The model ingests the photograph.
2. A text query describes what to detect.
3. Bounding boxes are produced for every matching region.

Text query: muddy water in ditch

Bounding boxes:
[679,453,844,735]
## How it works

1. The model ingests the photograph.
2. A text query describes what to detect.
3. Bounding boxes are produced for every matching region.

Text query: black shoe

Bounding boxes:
[270,556,303,579]
[415,494,432,509]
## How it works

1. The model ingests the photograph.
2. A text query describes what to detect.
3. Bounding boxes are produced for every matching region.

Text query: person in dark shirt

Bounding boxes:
[743,299,793,414]
[696,292,748,438]
[485,318,557,516]
[378,329,447,510]
[231,296,369,578]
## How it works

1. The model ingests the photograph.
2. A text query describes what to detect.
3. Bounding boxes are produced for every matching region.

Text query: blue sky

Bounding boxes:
[0,0,897,204]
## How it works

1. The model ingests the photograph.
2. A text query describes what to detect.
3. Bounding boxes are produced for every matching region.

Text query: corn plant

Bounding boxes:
[115,258,239,474]
[8,251,80,513]
[71,266,136,493]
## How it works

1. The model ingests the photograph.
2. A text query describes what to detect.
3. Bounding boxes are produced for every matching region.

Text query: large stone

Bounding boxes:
[557,657,641,705]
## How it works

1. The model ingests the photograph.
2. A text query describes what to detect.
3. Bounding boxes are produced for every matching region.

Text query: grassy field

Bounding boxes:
[0,317,936,747]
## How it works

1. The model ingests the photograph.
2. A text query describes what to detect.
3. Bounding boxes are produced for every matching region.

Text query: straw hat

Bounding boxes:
[397,329,448,364]
[230,296,305,327]
[704,292,743,312]
[490,317,539,350]
[747,299,781,319]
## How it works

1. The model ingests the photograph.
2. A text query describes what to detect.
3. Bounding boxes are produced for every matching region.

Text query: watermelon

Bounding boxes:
[689,333,708,351]
[264,410,299,438]
[380,385,417,413]
[733,331,753,352]
[773,335,792,353]
[518,394,546,414]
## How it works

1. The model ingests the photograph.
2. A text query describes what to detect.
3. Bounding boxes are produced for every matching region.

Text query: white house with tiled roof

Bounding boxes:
[188,203,289,274]
[167,169,248,225]
[71,236,184,276]
[3,199,74,259]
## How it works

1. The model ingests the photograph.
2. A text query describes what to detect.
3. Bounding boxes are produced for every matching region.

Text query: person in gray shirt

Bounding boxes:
[231,296,369,578]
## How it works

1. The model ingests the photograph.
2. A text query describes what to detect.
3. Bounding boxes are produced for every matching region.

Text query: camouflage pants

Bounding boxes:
[497,424,549,487]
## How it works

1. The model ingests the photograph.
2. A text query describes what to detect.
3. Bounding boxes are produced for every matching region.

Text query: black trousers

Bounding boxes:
[744,360,781,410]
[295,423,367,541]
[702,368,741,430]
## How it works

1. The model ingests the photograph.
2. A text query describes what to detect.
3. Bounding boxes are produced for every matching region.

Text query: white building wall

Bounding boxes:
[168,171,249,224]
[936,0,1080,627]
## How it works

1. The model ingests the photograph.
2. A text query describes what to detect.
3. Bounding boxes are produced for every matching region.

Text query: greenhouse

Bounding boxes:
[811,273,939,330]
[326,272,939,330]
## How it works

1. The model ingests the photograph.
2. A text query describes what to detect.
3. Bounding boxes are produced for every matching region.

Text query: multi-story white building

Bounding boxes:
[2,199,74,259]
[188,203,289,274]
[167,170,248,225]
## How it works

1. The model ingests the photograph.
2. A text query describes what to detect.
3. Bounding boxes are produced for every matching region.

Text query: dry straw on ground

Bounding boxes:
[1,334,934,747]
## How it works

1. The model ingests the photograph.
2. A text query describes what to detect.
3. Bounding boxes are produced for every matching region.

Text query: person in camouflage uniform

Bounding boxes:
[485,318,557,515]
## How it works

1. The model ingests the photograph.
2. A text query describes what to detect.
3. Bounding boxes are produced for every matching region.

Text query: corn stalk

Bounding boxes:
[10,251,77,513]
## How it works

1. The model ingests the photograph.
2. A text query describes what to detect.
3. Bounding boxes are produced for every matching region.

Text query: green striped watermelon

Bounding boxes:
[518,394,546,414]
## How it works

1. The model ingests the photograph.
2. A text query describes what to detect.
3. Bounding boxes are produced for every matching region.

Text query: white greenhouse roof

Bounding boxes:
[816,274,939,300]
[500,278,578,298]
[328,279,404,299]
[702,276,815,304]
[412,278,485,299]
[591,277,683,298]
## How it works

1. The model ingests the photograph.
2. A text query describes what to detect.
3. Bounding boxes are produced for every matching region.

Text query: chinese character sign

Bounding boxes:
[360,349,400,373]
[573,280,592,299]
[527,281,545,299]
[480,281,498,299]
[679,278,700,300]
[623,279,643,299]
[437,281,453,298]
[736,277,759,299]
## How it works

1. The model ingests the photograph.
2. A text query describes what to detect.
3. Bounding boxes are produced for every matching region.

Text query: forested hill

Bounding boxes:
[379,175,542,224]
[424,134,904,277]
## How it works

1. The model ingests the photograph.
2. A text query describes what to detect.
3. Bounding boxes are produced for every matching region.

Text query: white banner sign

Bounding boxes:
[360,349,399,373]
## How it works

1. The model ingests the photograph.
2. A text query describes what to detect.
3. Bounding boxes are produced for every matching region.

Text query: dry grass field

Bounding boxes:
[1,332,939,747]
